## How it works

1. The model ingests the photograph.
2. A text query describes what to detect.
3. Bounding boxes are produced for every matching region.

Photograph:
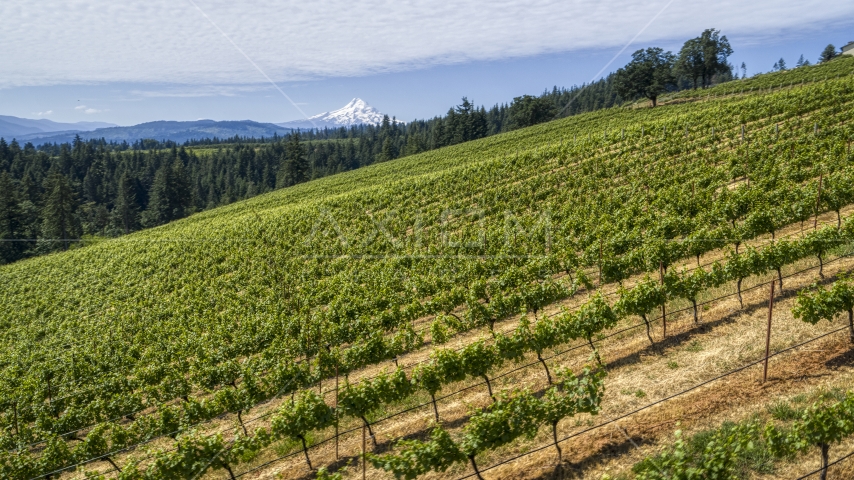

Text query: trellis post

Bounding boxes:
[763,281,775,383]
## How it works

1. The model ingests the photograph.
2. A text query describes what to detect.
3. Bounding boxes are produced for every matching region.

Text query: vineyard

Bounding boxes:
[2,56,854,479]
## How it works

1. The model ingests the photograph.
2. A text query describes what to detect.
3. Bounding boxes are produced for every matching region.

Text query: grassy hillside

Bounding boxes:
[2,57,854,480]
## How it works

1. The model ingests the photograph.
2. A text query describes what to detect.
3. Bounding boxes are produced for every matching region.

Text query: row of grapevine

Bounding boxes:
[0,365,601,480]
[634,392,854,480]
[794,275,854,343]
[369,366,605,480]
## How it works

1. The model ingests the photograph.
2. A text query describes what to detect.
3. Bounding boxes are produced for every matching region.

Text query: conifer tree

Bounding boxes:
[40,171,81,251]
[169,157,192,218]
[0,172,25,263]
[379,137,395,162]
[0,139,9,170]
[280,132,307,186]
[819,44,839,63]
[142,165,172,227]
[112,172,140,234]
[142,159,192,227]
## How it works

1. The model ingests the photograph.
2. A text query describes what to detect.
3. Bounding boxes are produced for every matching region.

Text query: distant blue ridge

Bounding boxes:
[1,119,295,145]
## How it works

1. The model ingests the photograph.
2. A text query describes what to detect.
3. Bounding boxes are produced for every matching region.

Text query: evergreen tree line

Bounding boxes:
[0,134,318,263]
[776,43,847,72]
[30,77,628,156]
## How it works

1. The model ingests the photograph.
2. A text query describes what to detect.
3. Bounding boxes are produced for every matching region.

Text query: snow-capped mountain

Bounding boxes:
[277,98,398,130]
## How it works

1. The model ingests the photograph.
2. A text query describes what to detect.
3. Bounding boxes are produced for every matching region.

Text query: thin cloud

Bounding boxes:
[34,110,53,116]
[75,105,87,110]
[1,1,853,88]
[129,85,268,98]
[84,108,104,114]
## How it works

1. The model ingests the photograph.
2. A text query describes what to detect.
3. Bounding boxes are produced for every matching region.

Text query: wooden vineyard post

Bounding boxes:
[598,239,603,286]
[763,280,775,384]
[814,173,824,230]
[12,401,17,437]
[362,424,367,480]
[660,261,666,339]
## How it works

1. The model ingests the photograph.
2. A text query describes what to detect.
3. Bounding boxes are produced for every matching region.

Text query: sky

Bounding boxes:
[1,0,853,126]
